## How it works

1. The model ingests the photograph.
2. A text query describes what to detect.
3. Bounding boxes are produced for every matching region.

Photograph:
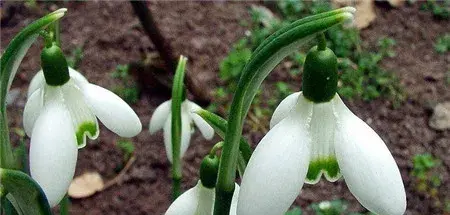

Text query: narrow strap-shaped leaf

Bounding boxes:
[214,8,355,215]
[0,8,67,169]
[170,56,187,200]
[0,168,52,215]
[195,109,252,163]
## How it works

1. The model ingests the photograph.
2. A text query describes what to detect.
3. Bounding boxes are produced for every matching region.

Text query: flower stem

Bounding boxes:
[209,141,224,157]
[59,194,70,215]
[171,56,187,201]
[317,32,327,51]
[48,20,61,47]
[213,8,355,215]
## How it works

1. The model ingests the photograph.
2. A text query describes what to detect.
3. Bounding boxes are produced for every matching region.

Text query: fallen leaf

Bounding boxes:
[68,172,104,198]
[388,0,405,7]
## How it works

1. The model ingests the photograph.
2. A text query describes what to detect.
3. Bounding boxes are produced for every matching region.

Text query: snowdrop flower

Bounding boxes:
[149,99,214,163]
[166,181,240,215]
[24,45,141,206]
[237,46,406,215]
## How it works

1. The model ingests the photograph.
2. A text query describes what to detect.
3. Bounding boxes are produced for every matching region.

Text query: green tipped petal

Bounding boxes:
[306,156,341,184]
[75,121,98,148]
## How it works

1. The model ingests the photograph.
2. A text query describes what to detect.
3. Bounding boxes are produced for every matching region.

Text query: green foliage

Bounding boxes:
[219,39,252,82]
[66,45,84,69]
[116,139,135,162]
[420,0,450,19]
[434,33,450,54]
[111,64,139,104]
[285,206,302,215]
[411,153,443,207]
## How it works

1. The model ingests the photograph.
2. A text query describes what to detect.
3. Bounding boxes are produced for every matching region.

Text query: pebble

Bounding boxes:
[429,102,450,130]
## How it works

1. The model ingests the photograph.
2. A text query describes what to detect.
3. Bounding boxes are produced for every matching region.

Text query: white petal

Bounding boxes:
[23,88,43,137]
[28,70,45,97]
[163,112,192,163]
[68,67,88,86]
[61,81,99,148]
[149,100,171,134]
[195,182,215,214]
[269,92,301,128]
[237,107,311,215]
[333,95,406,215]
[165,182,199,215]
[186,100,214,140]
[82,84,142,137]
[229,183,240,215]
[306,94,341,184]
[29,100,77,207]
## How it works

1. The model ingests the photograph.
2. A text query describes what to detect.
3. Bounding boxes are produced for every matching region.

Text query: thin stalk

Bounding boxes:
[170,56,187,201]
[213,8,354,215]
[317,32,327,51]
[48,20,61,47]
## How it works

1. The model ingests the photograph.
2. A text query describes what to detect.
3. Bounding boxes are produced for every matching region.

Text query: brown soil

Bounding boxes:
[1,1,449,215]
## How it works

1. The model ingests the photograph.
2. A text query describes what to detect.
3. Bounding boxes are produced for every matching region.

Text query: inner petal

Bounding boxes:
[306,99,341,184]
[61,81,99,148]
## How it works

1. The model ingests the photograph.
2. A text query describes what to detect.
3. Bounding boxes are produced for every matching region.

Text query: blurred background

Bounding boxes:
[1,1,449,214]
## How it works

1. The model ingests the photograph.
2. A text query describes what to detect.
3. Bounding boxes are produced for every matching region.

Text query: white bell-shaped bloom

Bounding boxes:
[166,181,240,215]
[149,99,214,163]
[24,68,142,206]
[237,92,406,215]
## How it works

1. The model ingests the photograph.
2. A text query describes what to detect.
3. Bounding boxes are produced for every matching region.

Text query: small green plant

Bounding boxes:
[411,153,443,208]
[434,33,450,54]
[111,64,139,104]
[66,45,84,69]
[116,139,135,162]
[421,0,450,20]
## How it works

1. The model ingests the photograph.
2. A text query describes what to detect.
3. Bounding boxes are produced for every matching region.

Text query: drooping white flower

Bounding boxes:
[165,181,240,215]
[237,92,406,215]
[24,68,142,206]
[149,99,214,163]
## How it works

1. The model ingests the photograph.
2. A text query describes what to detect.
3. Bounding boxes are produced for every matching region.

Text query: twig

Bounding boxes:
[102,156,136,190]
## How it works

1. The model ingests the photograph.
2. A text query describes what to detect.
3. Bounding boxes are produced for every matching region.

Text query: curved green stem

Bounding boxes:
[317,33,327,51]
[170,56,187,201]
[213,8,355,215]
[209,141,224,157]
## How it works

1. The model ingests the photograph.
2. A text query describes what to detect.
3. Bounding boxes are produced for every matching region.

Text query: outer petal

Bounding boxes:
[23,88,43,137]
[269,92,301,128]
[333,95,406,215]
[82,84,142,137]
[195,182,215,214]
[229,183,240,215]
[149,100,171,134]
[29,99,78,207]
[68,67,88,86]
[28,71,45,97]
[237,104,312,215]
[165,182,199,215]
[163,112,192,163]
[186,100,214,140]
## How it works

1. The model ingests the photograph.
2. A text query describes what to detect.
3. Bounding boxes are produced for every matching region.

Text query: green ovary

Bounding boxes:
[76,122,97,147]
[306,156,340,183]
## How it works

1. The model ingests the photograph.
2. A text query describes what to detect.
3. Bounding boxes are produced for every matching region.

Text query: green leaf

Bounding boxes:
[0,168,52,215]
[0,8,67,169]
[170,56,187,199]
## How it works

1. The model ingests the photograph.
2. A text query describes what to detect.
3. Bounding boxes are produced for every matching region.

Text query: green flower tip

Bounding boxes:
[76,121,98,148]
[306,156,340,183]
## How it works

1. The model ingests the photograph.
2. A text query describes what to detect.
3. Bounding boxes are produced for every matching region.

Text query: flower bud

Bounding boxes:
[199,154,220,189]
[41,43,69,86]
[302,46,338,103]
